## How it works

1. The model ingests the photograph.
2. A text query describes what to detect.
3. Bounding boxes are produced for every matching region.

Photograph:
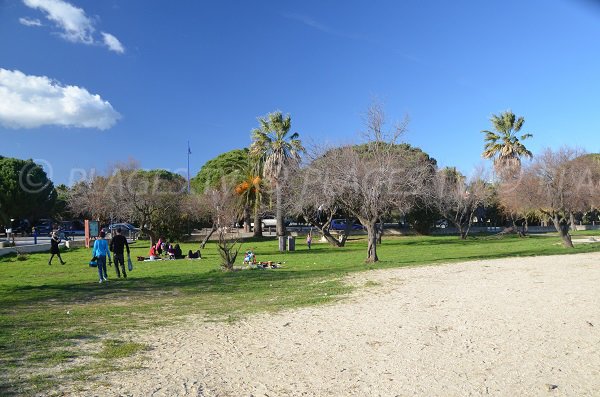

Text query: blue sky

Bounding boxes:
[1,0,599,185]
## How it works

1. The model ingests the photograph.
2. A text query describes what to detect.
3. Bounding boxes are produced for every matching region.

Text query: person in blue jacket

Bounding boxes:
[93,230,112,283]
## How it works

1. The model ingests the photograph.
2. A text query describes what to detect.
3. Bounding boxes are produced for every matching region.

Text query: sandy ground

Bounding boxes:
[81,253,600,397]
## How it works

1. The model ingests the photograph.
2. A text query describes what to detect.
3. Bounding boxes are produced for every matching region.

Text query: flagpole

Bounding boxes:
[187,141,191,193]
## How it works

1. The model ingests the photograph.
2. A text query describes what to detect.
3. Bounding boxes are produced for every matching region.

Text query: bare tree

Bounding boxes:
[284,156,353,247]
[69,166,190,245]
[68,175,115,224]
[500,147,600,247]
[432,167,492,239]
[323,103,433,262]
[200,182,243,271]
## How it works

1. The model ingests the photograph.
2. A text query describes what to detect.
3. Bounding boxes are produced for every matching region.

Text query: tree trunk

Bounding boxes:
[463,214,475,239]
[551,215,574,248]
[303,209,346,247]
[305,221,345,247]
[200,224,217,249]
[143,227,157,247]
[322,232,344,247]
[520,219,527,237]
[275,184,286,237]
[217,230,240,271]
[569,212,577,230]
[243,205,251,233]
[253,203,263,237]
[365,223,378,263]
[376,223,383,244]
[313,224,345,247]
[452,220,467,240]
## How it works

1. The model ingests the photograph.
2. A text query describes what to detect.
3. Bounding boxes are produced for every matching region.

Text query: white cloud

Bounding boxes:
[23,0,95,44]
[21,0,125,53]
[19,17,43,27]
[0,68,121,130]
[101,32,125,54]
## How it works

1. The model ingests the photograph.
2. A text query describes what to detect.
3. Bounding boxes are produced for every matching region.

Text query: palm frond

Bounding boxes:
[514,116,524,131]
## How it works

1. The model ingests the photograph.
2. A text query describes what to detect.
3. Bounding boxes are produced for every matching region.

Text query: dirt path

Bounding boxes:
[82,253,600,396]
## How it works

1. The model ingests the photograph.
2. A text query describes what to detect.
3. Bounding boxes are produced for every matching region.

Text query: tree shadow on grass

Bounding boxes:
[0,264,355,308]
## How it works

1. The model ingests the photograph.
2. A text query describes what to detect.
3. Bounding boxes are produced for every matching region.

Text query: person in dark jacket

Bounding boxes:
[48,232,66,265]
[109,228,130,278]
[174,244,183,259]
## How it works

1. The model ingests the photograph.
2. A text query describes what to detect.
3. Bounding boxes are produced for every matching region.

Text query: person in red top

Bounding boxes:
[155,238,163,255]
[149,245,158,259]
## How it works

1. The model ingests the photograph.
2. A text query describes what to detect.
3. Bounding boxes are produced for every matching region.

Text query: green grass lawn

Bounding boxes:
[1,233,600,395]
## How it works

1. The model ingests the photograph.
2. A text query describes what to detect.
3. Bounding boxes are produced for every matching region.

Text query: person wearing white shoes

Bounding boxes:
[92,230,112,283]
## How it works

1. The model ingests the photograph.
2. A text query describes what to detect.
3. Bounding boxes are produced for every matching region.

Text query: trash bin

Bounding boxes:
[278,236,287,252]
[287,236,295,251]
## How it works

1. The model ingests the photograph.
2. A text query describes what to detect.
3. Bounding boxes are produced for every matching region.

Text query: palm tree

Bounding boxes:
[232,154,264,236]
[250,111,304,237]
[481,110,533,176]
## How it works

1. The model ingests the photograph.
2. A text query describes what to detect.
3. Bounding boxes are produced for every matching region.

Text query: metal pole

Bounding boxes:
[187,140,191,193]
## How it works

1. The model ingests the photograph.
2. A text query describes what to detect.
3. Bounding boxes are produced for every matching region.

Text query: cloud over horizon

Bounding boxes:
[0,68,121,130]
[21,0,125,53]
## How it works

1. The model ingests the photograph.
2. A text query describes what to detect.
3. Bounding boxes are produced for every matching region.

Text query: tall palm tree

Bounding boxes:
[250,111,305,237]
[481,110,533,175]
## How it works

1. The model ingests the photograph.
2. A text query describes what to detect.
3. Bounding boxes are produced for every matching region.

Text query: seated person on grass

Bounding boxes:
[167,244,176,260]
[243,250,256,265]
[148,244,159,260]
[173,244,184,259]
[188,249,201,259]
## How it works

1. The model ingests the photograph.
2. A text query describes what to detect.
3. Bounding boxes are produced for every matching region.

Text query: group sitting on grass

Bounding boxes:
[137,238,200,261]
[243,249,281,269]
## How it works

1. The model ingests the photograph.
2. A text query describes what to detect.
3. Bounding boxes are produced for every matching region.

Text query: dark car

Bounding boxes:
[34,219,54,235]
[330,219,363,230]
[58,220,85,238]
[10,219,31,236]
[107,223,140,239]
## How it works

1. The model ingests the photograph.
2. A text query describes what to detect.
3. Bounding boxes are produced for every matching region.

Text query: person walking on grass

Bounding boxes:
[48,231,66,265]
[109,228,130,278]
[93,230,111,283]
[306,231,312,250]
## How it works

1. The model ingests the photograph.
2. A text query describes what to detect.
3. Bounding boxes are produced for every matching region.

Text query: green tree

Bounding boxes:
[481,110,533,175]
[190,149,249,193]
[52,184,71,221]
[0,156,56,225]
[250,111,304,238]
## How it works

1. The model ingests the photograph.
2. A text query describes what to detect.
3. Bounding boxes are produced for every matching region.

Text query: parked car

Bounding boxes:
[10,219,31,236]
[330,219,363,230]
[435,219,449,229]
[34,219,54,235]
[107,223,140,239]
[250,216,291,229]
[261,216,277,228]
[57,220,85,238]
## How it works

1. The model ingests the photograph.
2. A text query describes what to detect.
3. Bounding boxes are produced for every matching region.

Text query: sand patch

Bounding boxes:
[69,253,600,396]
